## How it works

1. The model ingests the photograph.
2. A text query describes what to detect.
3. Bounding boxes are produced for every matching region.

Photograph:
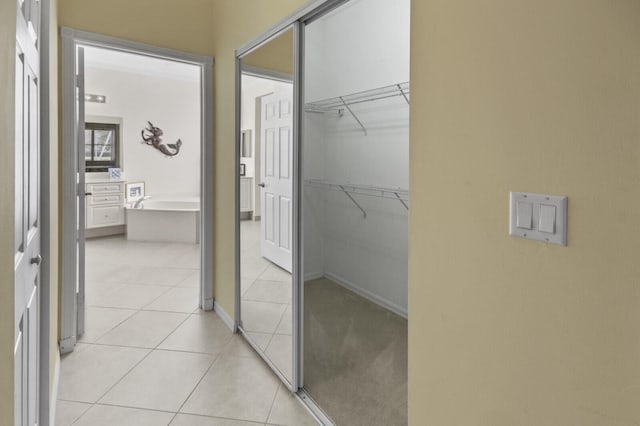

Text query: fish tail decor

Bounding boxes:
[141,121,182,157]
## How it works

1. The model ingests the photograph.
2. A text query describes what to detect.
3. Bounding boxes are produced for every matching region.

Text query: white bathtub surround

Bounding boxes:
[126,197,200,244]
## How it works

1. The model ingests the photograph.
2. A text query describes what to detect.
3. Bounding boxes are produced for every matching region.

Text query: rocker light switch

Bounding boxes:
[516,202,533,229]
[538,204,556,233]
[509,192,567,246]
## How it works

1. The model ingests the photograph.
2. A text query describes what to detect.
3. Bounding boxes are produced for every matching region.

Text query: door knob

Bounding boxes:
[85,192,92,196]
[30,255,42,265]
[258,183,266,188]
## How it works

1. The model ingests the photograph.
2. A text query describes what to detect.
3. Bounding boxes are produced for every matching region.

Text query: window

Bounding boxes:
[85,122,119,172]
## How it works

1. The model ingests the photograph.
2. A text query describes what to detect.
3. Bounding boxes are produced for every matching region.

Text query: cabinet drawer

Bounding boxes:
[87,182,123,194]
[88,193,123,206]
[86,205,124,228]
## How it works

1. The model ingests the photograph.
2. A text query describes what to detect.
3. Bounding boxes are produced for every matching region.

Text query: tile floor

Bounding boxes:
[240,220,293,383]
[56,235,317,425]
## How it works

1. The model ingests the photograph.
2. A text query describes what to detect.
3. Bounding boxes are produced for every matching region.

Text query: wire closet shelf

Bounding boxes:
[304,82,410,136]
[305,179,409,218]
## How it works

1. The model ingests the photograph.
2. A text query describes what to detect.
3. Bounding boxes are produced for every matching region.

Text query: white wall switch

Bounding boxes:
[516,201,533,229]
[538,204,556,233]
[509,192,567,246]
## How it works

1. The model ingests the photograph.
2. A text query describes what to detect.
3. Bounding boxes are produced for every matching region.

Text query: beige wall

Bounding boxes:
[0,0,18,422]
[209,0,307,316]
[243,28,294,76]
[409,1,640,425]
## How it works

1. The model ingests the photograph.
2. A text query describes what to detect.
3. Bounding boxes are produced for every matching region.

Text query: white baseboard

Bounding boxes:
[304,271,324,282]
[324,271,408,319]
[51,348,61,424]
[214,301,234,332]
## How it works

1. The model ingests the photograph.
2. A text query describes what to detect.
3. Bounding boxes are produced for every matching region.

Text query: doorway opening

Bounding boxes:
[60,28,214,355]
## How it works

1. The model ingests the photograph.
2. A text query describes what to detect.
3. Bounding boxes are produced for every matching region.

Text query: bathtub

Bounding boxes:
[125,197,200,244]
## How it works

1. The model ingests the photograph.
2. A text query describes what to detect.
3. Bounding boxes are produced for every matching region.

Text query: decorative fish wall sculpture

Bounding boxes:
[141,121,182,157]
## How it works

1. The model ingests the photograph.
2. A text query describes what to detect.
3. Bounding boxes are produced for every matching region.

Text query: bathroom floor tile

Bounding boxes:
[244,332,272,352]
[85,282,127,307]
[73,404,175,426]
[242,280,291,304]
[88,284,171,310]
[159,312,233,354]
[54,400,92,426]
[170,414,262,426]
[99,265,196,286]
[265,334,293,383]
[176,270,200,287]
[58,344,150,403]
[222,335,260,358]
[100,350,215,412]
[258,264,291,282]
[241,278,256,295]
[267,383,318,426]
[240,257,271,281]
[181,355,280,423]
[241,301,287,334]
[143,286,199,313]
[97,310,188,348]
[275,304,292,335]
[78,307,137,343]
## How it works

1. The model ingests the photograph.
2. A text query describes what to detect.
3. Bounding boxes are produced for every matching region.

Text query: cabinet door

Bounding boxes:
[240,178,253,212]
[87,205,124,228]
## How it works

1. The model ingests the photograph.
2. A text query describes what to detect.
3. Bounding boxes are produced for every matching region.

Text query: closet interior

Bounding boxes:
[301,0,409,424]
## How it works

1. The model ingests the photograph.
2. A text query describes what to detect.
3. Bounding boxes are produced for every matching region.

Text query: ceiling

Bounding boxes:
[83,45,200,82]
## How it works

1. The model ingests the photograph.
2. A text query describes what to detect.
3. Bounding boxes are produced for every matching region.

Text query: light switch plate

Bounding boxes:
[509,192,567,246]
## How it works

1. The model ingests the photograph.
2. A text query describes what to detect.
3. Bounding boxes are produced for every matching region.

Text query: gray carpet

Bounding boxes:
[304,278,408,426]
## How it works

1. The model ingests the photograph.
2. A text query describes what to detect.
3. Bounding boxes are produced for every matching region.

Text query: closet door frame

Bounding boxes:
[234,0,350,398]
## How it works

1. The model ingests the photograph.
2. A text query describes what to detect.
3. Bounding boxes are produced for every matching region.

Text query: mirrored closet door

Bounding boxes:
[237,27,297,387]
[236,0,409,424]
[301,0,410,424]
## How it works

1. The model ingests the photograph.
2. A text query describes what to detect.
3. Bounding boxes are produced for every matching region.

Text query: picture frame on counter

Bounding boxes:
[125,181,145,203]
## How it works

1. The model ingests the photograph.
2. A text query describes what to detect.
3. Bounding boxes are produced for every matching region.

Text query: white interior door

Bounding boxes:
[260,89,293,272]
[15,0,41,424]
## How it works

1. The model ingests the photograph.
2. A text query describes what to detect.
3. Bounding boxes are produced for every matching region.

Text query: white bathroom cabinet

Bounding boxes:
[85,182,125,229]
[240,177,253,214]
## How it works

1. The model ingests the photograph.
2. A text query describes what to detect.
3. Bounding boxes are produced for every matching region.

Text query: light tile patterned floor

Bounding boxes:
[240,221,293,384]
[56,236,317,425]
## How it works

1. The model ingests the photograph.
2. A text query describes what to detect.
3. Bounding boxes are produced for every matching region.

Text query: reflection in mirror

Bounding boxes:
[239,27,295,385]
[302,0,410,424]
[241,129,252,157]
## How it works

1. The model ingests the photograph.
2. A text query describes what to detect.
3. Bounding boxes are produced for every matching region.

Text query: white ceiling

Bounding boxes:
[83,45,200,82]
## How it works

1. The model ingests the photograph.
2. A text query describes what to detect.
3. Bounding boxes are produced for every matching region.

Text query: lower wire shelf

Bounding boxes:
[304,179,409,218]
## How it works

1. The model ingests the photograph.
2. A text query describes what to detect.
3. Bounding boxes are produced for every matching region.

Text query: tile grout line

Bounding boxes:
[168,346,225,424]
[264,381,283,425]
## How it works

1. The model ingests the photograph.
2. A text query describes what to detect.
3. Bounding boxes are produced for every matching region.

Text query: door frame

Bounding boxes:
[39,1,52,423]
[60,28,215,353]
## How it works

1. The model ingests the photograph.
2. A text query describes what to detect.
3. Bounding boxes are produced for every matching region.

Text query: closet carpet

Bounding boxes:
[304,278,408,426]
